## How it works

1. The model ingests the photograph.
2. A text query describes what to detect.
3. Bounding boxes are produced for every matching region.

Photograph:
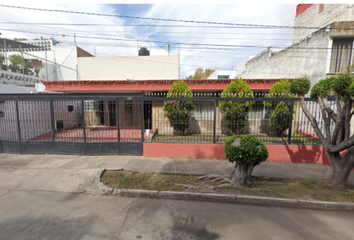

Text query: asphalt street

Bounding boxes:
[0,153,354,239]
[0,190,354,240]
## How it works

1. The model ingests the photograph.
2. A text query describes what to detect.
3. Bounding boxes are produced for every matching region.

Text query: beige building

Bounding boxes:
[77,55,179,80]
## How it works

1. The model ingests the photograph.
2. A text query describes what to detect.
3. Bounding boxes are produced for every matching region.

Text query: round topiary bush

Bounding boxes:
[225,135,268,186]
[289,78,311,96]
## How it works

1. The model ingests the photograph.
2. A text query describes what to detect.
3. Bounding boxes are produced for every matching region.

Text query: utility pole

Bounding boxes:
[74,33,78,80]
[45,49,48,80]
[19,45,25,86]
[4,38,7,68]
[178,44,180,79]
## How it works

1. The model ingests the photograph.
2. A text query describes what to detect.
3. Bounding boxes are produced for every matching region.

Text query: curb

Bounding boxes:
[97,170,354,211]
[111,189,354,211]
[95,169,114,195]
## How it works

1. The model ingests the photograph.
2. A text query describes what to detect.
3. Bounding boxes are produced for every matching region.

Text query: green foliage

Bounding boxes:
[349,82,354,98]
[270,102,292,137]
[192,68,215,79]
[224,135,268,165]
[24,64,33,75]
[8,55,22,65]
[0,53,4,64]
[218,78,254,134]
[309,75,354,102]
[163,81,195,135]
[289,78,311,96]
[309,78,334,101]
[265,79,293,108]
[332,74,353,101]
[264,79,294,137]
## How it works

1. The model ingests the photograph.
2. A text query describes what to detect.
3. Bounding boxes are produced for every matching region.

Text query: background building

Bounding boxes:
[239,4,354,87]
[77,55,179,80]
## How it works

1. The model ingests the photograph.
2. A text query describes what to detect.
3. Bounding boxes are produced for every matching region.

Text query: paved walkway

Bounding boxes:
[0,153,353,196]
[1,154,354,240]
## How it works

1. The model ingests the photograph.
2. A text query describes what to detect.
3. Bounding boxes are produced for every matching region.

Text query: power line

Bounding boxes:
[0,21,298,35]
[0,4,328,30]
[0,28,293,41]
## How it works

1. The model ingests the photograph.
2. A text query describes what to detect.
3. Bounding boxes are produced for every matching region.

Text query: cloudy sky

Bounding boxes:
[0,3,298,78]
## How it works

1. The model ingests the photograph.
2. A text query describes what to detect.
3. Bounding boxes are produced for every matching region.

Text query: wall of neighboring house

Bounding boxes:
[207,70,237,79]
[240,26,331,87]
[77,55,179,80]
[6,45,78,81]
[293,4,354,44]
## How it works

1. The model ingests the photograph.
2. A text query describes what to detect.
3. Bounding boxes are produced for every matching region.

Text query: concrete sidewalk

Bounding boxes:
[0,154,353,196]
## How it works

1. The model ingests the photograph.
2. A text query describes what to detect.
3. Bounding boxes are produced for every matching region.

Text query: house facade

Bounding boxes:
[240,4,354,87]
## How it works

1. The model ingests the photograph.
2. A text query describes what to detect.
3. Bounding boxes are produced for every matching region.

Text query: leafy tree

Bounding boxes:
[219,78,254,134]
[24,64,33,75]
[8,55,23,72]
[0,53,4,69]
[163,81,195,135]
[192,68,215,79]
[264,79,295,137]
[290,74,354,187]
[224,135,268,186]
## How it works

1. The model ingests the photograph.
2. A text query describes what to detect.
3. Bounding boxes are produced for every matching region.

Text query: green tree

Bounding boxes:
[264,79,295,137]
[225,135,269,186]
[290,74,354,187]
[0,53,4,69]
[219,78,254,134]
[192,68,215,79]
[163,81,195,136]
[24,64,33,75]
[8,55,23,72]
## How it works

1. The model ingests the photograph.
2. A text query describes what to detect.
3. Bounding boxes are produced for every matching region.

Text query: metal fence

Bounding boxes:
[143,93,329,146]
[0,93,331,155]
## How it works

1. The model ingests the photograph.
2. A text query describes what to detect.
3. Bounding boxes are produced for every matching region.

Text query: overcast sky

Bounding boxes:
[0,3,298,78]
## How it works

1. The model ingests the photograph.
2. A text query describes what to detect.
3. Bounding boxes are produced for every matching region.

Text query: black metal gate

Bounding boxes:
[0,94,144,156]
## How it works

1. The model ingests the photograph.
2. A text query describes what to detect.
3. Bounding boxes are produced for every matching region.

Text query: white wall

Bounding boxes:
[240,27,331,87]
[207,70,237,79]
[234,56,254,75]
[77,55,179,80]
[293,4,354,43]
[5,45,78,81]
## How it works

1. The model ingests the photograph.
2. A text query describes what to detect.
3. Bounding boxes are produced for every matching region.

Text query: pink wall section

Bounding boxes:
[143,143,331,166]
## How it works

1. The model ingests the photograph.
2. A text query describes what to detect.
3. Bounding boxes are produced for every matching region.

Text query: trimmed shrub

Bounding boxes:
[224,135,268,165]
[163,81,195,135]
[264,79,294,137]
[289,78,311,96]
[218,78,254,134]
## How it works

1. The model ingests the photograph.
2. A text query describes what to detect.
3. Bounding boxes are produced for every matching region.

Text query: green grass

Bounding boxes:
[102,170,354,203]
[151,133,321,145]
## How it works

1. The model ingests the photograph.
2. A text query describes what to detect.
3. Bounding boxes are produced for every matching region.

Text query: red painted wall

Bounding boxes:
[295,4,313,17]
[43,79,289,92]
[143,143,331,166]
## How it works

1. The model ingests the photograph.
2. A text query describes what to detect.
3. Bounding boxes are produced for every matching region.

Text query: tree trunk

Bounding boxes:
[230,162,254,186]
[325,152,354,188]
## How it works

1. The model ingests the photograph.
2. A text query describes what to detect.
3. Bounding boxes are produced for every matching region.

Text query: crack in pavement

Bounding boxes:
[115,197,136,240]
